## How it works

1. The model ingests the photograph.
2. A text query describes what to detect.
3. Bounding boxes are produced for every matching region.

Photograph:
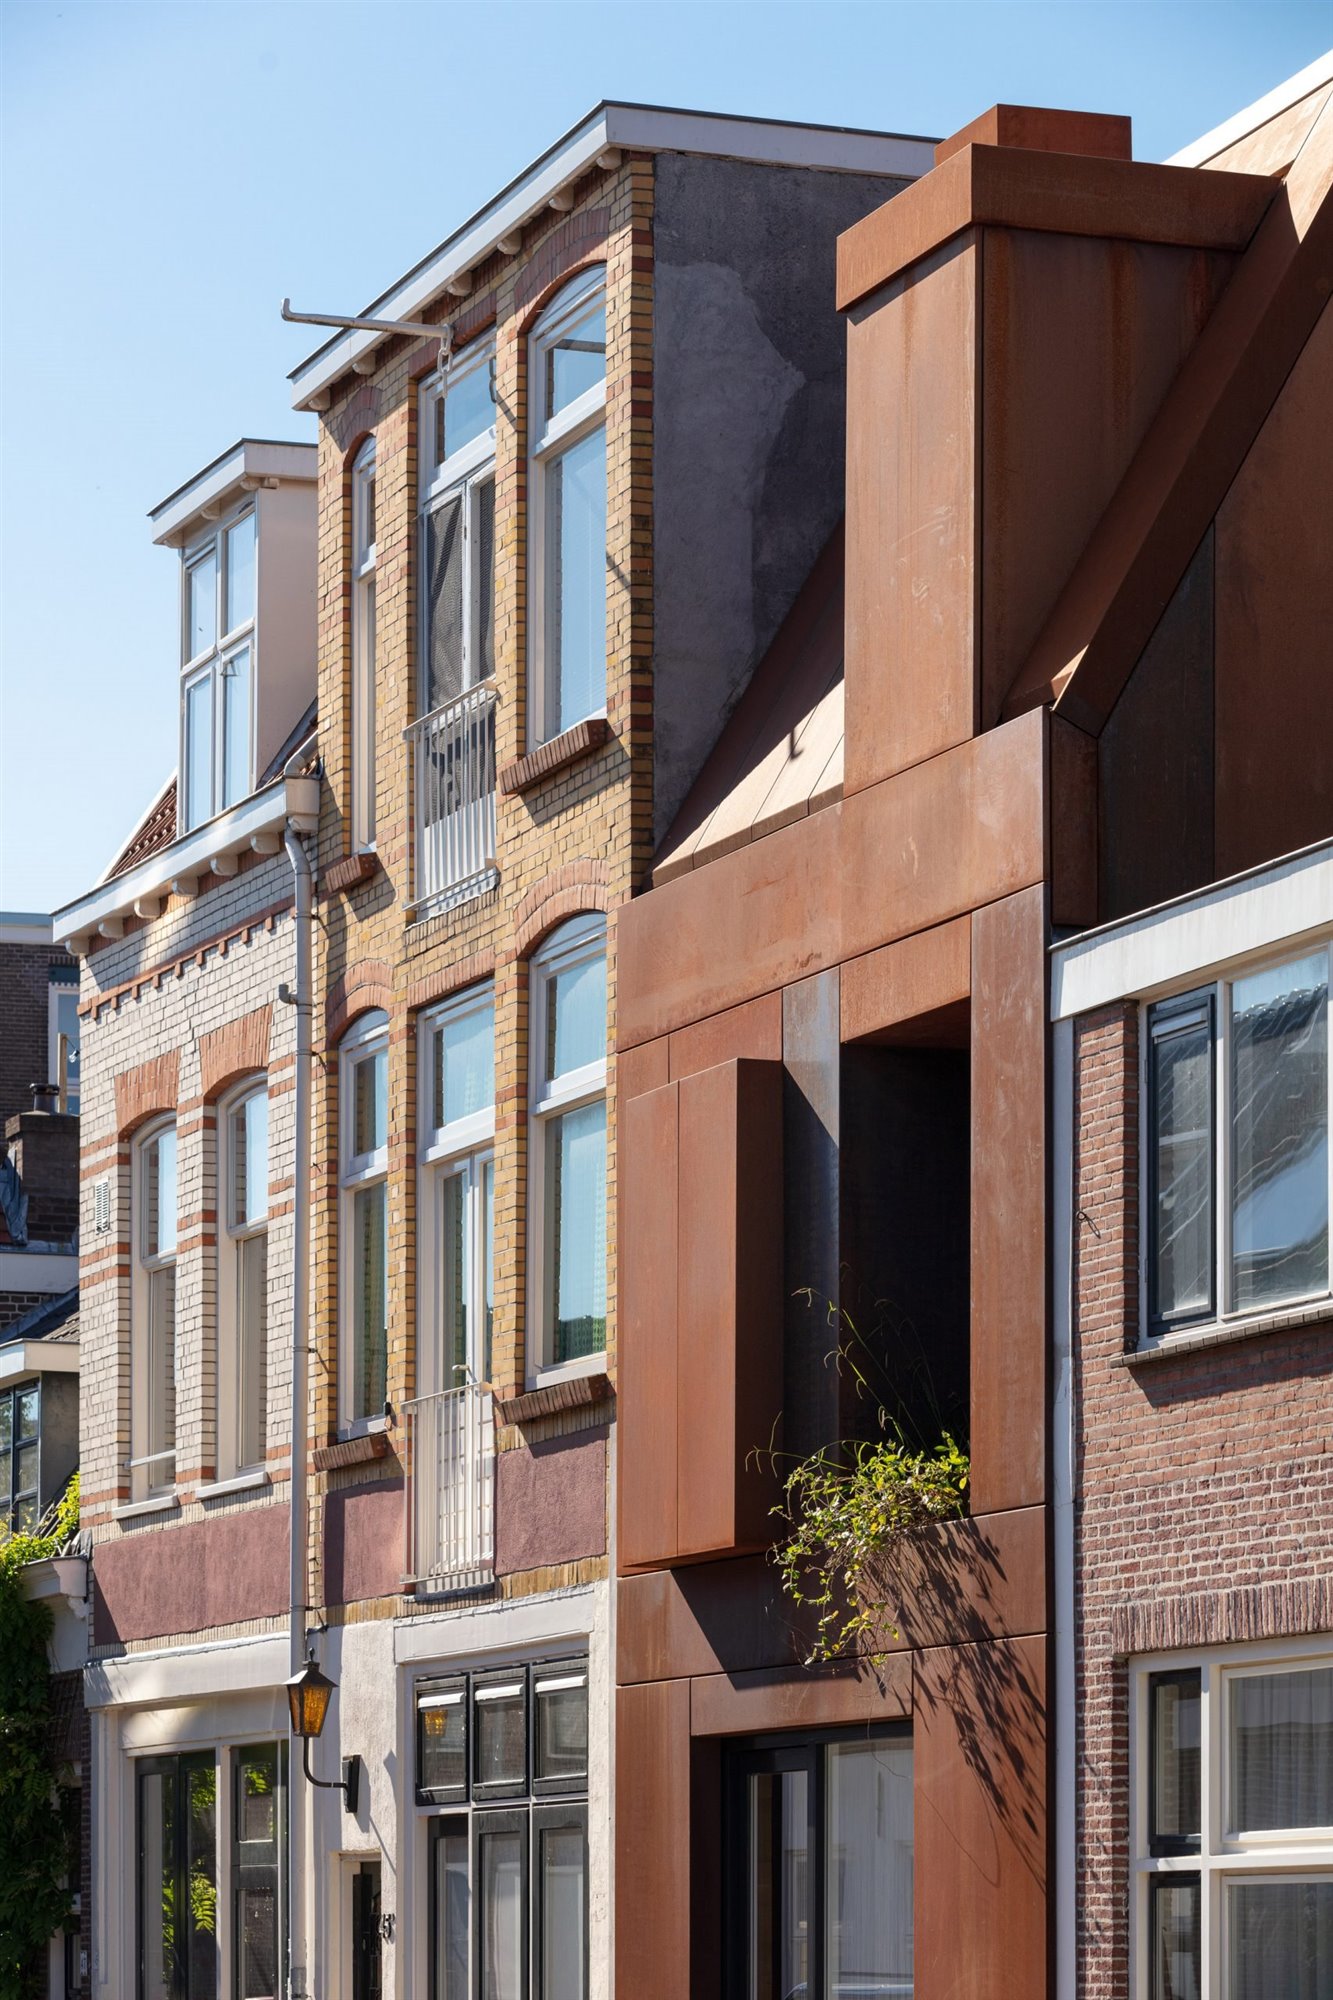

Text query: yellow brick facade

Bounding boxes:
[308,157,653,1604]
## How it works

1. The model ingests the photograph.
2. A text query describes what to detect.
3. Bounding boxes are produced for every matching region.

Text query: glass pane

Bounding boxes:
[186,673,215,830]
[1231,952,1328,1311]
[184,1753,219,2000]
[540,1825,586,2000]
[479,1828,523,2000]
[476,477,495,684]
[482,1157,495,1382]
[236,1744,279,1846]
[1150,1010,1214,1322]
[238,1232,267,1470]
[356,469,376,560]
[14,1492,37,1534]
[233,1091,269,1231]
[444,354,496,458]
[354,1046,387,1159]
[474,1685,526,1791]
[188,546,217,659]
[1150,1673,1202,1850]
[16,1441,38,1498]
[426,492,465,713]
[546,428,607,738]
[548,1101,607,1364]
[56,989,81,1111]
[434,1001,495,1132]
[432,1825,469,1998]
[419,1691,467,1798]
[1230,1667,1333,1831]
[547,951,606,1082]
[535,1676,588,1787]
[441,1170,469,1390]
[748,1769,809,2000]
[140,1768,174,2000]
[0,1450,10,1522]
[237,1884,278,1999]
[16,1385,38,1440]
[1229,1879,1333,2000]
[0,1397,9,1450]
[546,301,606,416]
[352,1182,388,1420]
[825,1739,914,1997]
[145,1127,177,1259]
[225,512,257,633]
[1149,1875,1200,2000]
[222,649,251,808]
[354,578,376,847]
[148,1265,176,1487]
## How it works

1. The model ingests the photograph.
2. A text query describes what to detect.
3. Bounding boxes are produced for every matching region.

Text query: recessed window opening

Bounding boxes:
[528,917,607,1377]
[219,1081,269,1477]
[418,985,496,1393]
[351,440,378,852]
[340,1012,389,1430]
[132,1118,178,1499]
[180,505,257,832]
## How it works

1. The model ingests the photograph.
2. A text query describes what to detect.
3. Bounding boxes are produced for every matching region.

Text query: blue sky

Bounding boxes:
[2,0,1328,914]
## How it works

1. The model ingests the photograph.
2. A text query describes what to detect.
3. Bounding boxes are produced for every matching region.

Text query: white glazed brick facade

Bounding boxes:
[78,857,298,1563]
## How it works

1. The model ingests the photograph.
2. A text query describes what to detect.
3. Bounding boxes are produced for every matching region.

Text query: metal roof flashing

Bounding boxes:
[287,100,937,410]
[150,438,318,548]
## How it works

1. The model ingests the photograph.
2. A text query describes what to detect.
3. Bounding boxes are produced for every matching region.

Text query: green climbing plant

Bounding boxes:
[0,1475,81,2000]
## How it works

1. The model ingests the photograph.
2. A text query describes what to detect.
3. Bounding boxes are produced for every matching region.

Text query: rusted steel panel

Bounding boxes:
[616,1034,669,1102]
[1049,714,1099,932]
[618,1081,680,1570]
[615,1679,693,2000]
[935,103,1132,168]
[667,992,782,1081]
[841,914,971,1045]
[689,1653,911,1736]
[970,886,1048,1517]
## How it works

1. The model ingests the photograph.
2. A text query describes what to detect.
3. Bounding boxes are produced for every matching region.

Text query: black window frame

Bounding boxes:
[417,1675,469,1807]
[0,1377,41,1534]
[1146,988,1217,1336]
[136,1748,219,2000]
[1147,1669,1203,1858]
[531,1801,589,2000]
[231,1741,288,2000]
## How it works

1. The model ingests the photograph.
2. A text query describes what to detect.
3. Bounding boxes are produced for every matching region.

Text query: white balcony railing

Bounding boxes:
[406,683,499,912]
[404,1383,495,1594]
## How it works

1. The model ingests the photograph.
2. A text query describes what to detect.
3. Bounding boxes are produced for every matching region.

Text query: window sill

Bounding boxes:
[324,851,380,894]
[112,1493,180,1522]
[312,1426,392,1472]
[1122,1299,1333,1366]
[195,1469,270,1501]
[500,1368,612,1427]
[499,717,611,796]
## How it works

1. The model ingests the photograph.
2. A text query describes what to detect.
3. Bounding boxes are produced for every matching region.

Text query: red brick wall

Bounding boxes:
[1072,1002,1333,1999]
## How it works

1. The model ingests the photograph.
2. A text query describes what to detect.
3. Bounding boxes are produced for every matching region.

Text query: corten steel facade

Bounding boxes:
[612,87,1333,2000]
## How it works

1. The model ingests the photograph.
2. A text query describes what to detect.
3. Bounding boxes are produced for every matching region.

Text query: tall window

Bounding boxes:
[529,918,607,1373]
[528,268,607,746]
[419,986,495,1392]
[0,1380,39,1533]
[48,973,81,1113]
[725,1730,914,1999]
[181,506,257,832]
[340,1013,389,1429]
[1146,945,1329,1336]
[420,338,497,716]
[1132,1644,1333,1998]
[417,1655,590,1999]
[351,440,378,851]
[136,1743,287,2000]
[133,1120,177,1499]
[219,1082,268,1478]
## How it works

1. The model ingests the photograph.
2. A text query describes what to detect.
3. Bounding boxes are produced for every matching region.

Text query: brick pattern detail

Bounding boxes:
[311,1431,392,1472]
[324,958,393,1042]
[1072,1002,1333,2000]
[514,209,611,312]
[324,851,380,894]
[494,1370,613,1427]
[499,716,612,795]
[199,1004,272,1101]
[113,1050,180,1136]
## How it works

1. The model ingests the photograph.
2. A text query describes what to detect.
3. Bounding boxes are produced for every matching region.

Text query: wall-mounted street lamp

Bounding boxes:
[286,1654,361,1815]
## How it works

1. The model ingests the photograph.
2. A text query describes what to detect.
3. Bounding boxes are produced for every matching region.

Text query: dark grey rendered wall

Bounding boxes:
[649,154,909,846]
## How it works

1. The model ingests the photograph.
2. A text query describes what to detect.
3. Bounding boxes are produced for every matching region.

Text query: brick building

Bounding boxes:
[0,912,80,1328]
[284,101,930,1998]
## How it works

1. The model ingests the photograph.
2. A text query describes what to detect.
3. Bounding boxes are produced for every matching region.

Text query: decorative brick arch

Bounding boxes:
[114,1051,180,1138]
[326,386,381,458]
[515,211,611,325]
[513,862,610,960]
[199,1004,272,1103]
[326,959,393,1043]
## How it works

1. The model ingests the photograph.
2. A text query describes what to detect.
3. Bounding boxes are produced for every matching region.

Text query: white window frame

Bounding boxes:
[418,340,498,719]
[1139,936,1332,1345]
[1129,1635,1333,1998]
[179,502,258,834]
[217,1079,269,1481]
[351,439,378,852]
[527,266,608,749]
[131,1117,177,1500]
[527,915,608,1387]
[339,1011,390,1435]
[417,985,496,1396]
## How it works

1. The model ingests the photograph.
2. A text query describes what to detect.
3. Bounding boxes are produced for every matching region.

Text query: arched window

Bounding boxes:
[528,268,607,747]
[528,915,607,1375]
[351,439,378,851]
[132,1117,177,1498]
[218,1079,269,1477]
[340,1011,389,1428]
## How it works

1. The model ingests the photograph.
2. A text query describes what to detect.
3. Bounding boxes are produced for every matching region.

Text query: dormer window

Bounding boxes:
[181,505,257,832]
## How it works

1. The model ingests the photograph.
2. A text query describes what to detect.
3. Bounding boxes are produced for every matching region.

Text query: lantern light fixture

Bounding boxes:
[285,1652,361,1814]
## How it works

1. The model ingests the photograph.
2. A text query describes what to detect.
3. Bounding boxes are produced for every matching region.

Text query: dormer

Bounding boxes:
[149,440,318,836]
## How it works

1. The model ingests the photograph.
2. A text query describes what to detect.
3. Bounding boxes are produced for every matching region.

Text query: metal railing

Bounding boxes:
[406,683,498,911]
[404,1382,495,1594]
